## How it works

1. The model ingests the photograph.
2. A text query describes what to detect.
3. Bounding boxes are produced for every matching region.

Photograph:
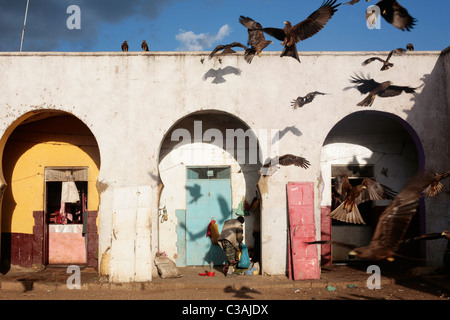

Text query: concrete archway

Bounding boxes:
[0,110,101,272]
[156,110,263,266]
[320,110,425,264]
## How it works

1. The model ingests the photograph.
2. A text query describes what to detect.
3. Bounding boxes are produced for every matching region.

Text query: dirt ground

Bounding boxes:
[1,262,450,302]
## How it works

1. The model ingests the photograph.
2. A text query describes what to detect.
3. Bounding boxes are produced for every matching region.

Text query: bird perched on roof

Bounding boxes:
[422,170,450,197]
[407,43,414,51]
[291,92,327,109]
[362,48,406,71]
[350,75,422,107]
[259,154,310,176]
[239,16,273,64]
[208,42,248,59]
[262,0,340,63]
[328,174,397,225]
[310,170,434,261]
[141,40,149,51]
[121,41,128,52]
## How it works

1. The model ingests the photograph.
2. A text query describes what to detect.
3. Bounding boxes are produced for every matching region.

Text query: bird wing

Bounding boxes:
[305,240,358,251]
[262,27,286,42]
[369,170,433,252]
[378,84,418,97]
[278,154,311,169]
[386,48,406,62]
[376,0,417,31]
[291,0,340,42]
[239,16,267,46]
[356,178,396,204]
[344,0,361,4]
[229,42,248,50]
[350,75,381,94]
[209,45,226,58]
[423,170,450,197]
[440,170,450,181]
[362,57,385,66]
[304,91,326,103]
[334,174,352,202]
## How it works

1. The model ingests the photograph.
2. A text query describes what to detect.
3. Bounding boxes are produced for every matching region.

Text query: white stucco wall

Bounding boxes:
[0,50,449,282]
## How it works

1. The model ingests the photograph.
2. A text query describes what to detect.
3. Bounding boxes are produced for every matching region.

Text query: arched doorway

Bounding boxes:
[157,110,262,267]
[320,110,425,264]
[0,111,101,272]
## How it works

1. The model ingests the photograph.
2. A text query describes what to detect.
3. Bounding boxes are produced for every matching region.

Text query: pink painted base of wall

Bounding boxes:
[48,230,86,264]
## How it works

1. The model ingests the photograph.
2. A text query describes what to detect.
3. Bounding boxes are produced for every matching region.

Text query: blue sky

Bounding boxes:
[0,0,449,52]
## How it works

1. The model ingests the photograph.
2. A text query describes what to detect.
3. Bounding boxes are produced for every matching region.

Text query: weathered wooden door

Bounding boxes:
[287,182,320,280]
[186,167,232,266]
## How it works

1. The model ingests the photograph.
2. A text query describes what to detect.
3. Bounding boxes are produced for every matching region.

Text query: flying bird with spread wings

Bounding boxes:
[423,170,450,197]
[262,0,340,62]
[141,40,149,51]
[362,48,406,71]
[328,174,397,225]
[239,16,273,64]
[291,92,327,109]
[350,75,421,107]
[121,41,128,52]
[259,154,310,176]
[346,0,416,31]
[208,42,248,59]
[376,0,417,31]
[310,170,434,261]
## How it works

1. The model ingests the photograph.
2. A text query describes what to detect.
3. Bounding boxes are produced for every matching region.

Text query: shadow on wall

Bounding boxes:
[202,66,242,84]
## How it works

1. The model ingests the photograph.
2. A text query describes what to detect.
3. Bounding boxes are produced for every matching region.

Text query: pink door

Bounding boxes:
[287,182,320,280]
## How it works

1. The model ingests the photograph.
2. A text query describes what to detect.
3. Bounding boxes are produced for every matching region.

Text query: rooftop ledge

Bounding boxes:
[0,50,445,57]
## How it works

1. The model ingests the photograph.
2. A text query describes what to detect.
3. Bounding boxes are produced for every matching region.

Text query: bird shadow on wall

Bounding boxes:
[178,194,232,265]
[186,183,203,204]
[202,66,242,84]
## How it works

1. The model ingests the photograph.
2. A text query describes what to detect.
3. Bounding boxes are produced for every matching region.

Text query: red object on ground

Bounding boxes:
[287,182,320,280]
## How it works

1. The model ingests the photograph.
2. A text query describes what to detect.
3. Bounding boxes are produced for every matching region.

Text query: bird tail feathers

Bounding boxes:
[327,202,366,225]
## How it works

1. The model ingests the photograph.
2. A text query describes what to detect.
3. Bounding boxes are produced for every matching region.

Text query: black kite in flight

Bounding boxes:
[328,174,397,225]
[263,0,340,62]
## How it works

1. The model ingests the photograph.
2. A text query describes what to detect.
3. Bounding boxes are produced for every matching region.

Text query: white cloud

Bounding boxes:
[176,24,230,51]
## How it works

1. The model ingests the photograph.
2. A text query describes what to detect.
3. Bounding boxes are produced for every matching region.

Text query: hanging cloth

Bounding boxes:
[61,181,80,203]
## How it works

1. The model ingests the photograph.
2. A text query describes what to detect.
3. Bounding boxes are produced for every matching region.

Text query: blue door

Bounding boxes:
[186,167,232,266]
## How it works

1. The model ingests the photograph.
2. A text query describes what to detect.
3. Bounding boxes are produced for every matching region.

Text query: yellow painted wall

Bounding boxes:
[1,114,100,235]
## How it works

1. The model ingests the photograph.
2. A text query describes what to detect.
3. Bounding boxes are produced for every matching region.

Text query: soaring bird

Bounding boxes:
[208,42,248,59]
[344,0,416,31]
[310,170,434,261]
[291,92,327,109]
[328,175,397,225]
[141,40,149,51]
[260,154,310,176]
[362,48,406,71]
[262,0,340,62]
[239,16,273,64]
[376,0,416,31]
[350,75,421,107]
[423,170,450,197]
[121,41,128,52]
